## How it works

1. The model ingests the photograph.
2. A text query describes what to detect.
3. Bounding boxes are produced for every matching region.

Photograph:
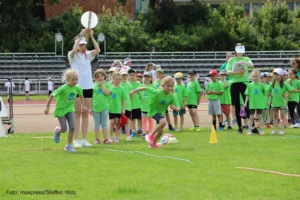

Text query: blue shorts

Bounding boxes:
[93,110,108,129]
[173,109,186,116]
[152,113,164,124]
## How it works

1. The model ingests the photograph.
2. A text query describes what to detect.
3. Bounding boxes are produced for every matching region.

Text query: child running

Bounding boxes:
[219,70,232,130]
[205,70,224,130]
[244,70,266,135]
[44,69,87,152]
[286,69,300,128]
[108,72,127,142]
[90,69,111,144]
[173,72,187,131]
[130,76,180,148]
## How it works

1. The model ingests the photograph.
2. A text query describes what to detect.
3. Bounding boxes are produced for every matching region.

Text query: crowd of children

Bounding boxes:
[45,58,300,152]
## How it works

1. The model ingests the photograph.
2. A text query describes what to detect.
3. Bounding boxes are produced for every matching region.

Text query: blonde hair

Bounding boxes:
[160,76,174,87]
[251,69,260,76]
[62,69,78,83]
[94,69,107,80]
[112,72,121,79]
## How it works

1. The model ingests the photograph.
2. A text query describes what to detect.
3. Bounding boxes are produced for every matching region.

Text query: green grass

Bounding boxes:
[1,95,48,101]
[1,128,300,200]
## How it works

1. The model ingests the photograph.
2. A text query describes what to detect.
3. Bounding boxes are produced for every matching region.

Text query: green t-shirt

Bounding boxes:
[226,57,252,84]
[139,84,155,112]
[205,81,224,100]
[153,79,162,88]
[244,82,266,109]
[262,83,270,109]
[52,84,83,117]
[120,82,133,111]
[174,84,187,107]
[130,81,141,109]
[146,87,179,117]
[286,79,300,103]
[267,82,293,107]
[187,81,202,105]
[219,81,231,105]
[220,63,230,81]
[92,82,110,112]
[108,85,127,114]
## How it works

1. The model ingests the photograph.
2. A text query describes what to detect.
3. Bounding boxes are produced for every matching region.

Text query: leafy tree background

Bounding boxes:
[0,0,299,54]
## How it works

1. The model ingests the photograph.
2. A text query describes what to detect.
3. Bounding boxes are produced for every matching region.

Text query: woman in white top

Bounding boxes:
[68,29,100,147]
[47,77,54,96]
[24,77,30,100]
[144,63,157,82]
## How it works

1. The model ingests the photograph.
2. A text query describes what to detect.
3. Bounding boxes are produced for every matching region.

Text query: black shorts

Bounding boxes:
[250,109,263,115]
[48,90,52,96]
[125,110,132,119]
[152,113,164,124]
[188,105,197,109]
[77,89,93,98]
[109,113,121,119]
[25,91,29,93]
[166,110,168,114]
[131,108,142,119]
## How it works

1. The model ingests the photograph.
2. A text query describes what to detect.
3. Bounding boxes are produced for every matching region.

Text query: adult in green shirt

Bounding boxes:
[286,68,300,127]
[226,43,254,134]
[291,58,300,125]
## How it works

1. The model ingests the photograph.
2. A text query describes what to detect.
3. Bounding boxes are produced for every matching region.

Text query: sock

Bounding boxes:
[219,122,223,128]
[138,129,142,134]
[213,120,216,130]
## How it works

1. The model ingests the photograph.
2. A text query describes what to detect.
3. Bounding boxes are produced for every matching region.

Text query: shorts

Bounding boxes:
[250,109,263,115]
[152,113,164,124]
[93,110,108,129]
[25,91,29,93]
[221,104,231,115]
[109,113,121,119]
[77,89,93,98]
[131,108,142,119]
[48,90,52,96]
[187,105,197,109]
[208,100,221,115]
[125,110,132,119]
[272,106,286,110]
[173,109,186,116]
[142,112,148,117]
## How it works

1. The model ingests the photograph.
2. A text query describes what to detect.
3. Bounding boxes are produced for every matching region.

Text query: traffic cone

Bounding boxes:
[209,125,218,144]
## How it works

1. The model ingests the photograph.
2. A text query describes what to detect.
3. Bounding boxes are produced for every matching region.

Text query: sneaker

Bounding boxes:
[223,120,228,125]
[81,139,92,147]
[141,133,146,139]
[188,127,196,131]
[64,145,76,152]
[175,128,183,132]
[259,131,265,135]
[293,123,300,128]
[266,124,271,129]
[131,130,137,137]
[237,128,243,134]
[232,119,237,125]
[227,126,233,130]
[243,125,249,130]
[94,139,100,144]
[53,126,61,143]
[195,127,201,131]
[168,124,175,131]
[218,126,224,131]
[279,130,284,135]
[247,131,252,136]
[114,138,120,143]
[126,136,132,141]
[73,139,83,148]
[109,137,115,143]
[138,130,143,135]
[149,143,161,148]
[271,131,278,134]
[103,138,110,144]
[145,134,154,144]
[252,128,259,134]
[290,124,295,128]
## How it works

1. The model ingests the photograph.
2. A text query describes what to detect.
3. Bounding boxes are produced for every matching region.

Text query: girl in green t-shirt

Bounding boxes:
[130,76,180,148]
[91,69,111,144]
[44,69,87,152]
[286,69,300,128]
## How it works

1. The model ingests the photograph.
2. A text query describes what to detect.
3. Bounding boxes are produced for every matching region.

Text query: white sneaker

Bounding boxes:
[81,139,92,147]
[279,130,284,135]
[126,136,132,141]
[271,131,278,134]
[293,123,300,128]
[175,128,183,132]
[73,139,83,148]
[290,124,295,128]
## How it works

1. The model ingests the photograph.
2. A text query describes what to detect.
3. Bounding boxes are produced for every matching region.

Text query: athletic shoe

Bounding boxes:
[103,138,110,144]
[141,133,146,139]
[247,131,252,136]
[168,124,175,131]
[81,139,92,147]
[149,143,161,148]
[94,139,100,144]
[293,123,300,128]
[73,139,83,148]
[271,131,278,134]
[114,138,120,143]
[252,128,259,134]
[176,128,183,132]
[218,127,224,131]
[138,130,143,135]
[145,134,154,144]
[126,136,132,141]
[109,137,115,143]
[195,127,201,132]
[237,128,243,134]
[227,126,233,130]
[279,130,285,135]
[259,131,265,135]
[222,120,228,125]
[243,125,249,130]
[232,119,237,125]
[64,145,76,152]
[131,130,137,137]
[188,127,196,131]
[266,124,271,129]
[290,124,295,128]
[53,126,61,143]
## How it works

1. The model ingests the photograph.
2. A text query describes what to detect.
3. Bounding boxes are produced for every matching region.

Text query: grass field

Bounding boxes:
[1,128,300,200]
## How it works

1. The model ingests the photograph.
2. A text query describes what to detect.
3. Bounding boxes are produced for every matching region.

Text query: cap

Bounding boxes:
[137,73,143,77]
[47,77,52,80]
[208,70,218,76]
[260,72,266,78]
[143,72,151,76]
[156,68,164,73]
[282,70,288,75]
[155,65,161,70]
[188,70,196,75]
[119,114,128,128]
[219,70,227,75]
[235,45,245,54]
[109,67,116,72]
[128,69,136,74]
[79,37,87,45]
[120,70,128,75]
[273,68,283,76]
[174,72,183,78]
[123,58,131,65]
[265,72,272,77]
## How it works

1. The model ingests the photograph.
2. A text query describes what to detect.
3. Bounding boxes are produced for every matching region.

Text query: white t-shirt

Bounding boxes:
[48,81,53,91]
[25,80,30,91]
[68,51,94,89]
[5,82,15,93]
[148,70,157,82]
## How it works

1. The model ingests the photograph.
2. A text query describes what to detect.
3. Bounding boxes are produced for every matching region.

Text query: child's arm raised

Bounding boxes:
[99,81,111,96]
[44,95,53,115]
